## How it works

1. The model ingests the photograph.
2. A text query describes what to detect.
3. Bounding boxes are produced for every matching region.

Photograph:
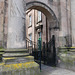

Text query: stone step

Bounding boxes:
[3,53,29,57]
[3,56,34,64]
[25,56,34,61]
[2,49,34,64]
[4,49,28,53]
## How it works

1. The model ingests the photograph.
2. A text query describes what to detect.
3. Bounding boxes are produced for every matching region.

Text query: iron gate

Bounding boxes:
[29,35,56,69]
[42,35,56,66]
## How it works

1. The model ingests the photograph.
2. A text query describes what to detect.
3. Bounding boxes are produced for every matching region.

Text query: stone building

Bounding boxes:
[0,0,74,49]
[26,9,47,47]
[0,0,75,74]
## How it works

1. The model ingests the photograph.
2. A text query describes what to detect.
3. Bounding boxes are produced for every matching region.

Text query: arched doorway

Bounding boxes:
[25,1,59,66]
[6,0,59,66]
[26,1,59,43]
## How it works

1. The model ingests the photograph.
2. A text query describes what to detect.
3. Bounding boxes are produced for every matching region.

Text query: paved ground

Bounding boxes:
[41,64,75,75]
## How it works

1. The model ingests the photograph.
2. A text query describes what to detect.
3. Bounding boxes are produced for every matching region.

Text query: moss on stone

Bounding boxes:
[71,55,75,60]
[0,63,5,66]
[1,61,39,71]
[0,49,5,51]
[3,57,16,60]
[0,52,4,54]
[59,52,75,64]
[25,56,33,58]
[59,47,75,52]
[71,47,75,48]
[25,56,34,59]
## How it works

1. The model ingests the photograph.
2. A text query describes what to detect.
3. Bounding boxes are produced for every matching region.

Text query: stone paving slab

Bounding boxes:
[41,64,75,75]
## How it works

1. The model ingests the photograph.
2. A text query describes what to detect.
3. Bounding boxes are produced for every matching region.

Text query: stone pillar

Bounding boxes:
[7,0,26,48]
[71,0,75,46]
[58,0,71,47]
[59,0,68,36]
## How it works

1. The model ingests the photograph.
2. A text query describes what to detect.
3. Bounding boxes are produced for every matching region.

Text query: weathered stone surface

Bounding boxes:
[0,0,74,74]
[3,56,34,64]
[3,49,29,58]
[71,0,75,46]
[0,0,72,48]
[7,0,26,48]
[3,53,29,57]
[58,52,75,71]
[0,61,40,75]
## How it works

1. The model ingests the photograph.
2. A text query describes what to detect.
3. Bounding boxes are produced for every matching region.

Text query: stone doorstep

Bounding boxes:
[3,49,30,58]
[3,56,34,64]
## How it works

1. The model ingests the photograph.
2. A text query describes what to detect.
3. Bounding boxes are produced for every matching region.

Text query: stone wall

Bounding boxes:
[3,0,8,48]
[0,0,72,48]
[25,0,72,47]
[71,0,75,46]
[0,0,4,47]
[0,0,8,48]
[58,48,75,71]
[0,59,40,75]
[7,0,26,48]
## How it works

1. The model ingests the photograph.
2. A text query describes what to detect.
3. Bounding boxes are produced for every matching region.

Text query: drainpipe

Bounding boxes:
[34,10,35,45]
[46,17,48,43]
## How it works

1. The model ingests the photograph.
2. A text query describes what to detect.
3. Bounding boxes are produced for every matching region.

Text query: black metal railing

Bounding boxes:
[26,37,42,70]
[26,37,37,55]
[42,35,56,66]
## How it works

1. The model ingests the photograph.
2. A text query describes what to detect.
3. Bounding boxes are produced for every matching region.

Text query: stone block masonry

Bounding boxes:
[0,0,8,48]
[0,0,4,47]
[0,61,40,75]
[0,0,74,74]
[7,0,26,48]
[58,47,75,71]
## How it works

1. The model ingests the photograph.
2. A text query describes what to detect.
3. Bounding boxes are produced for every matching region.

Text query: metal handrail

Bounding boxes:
[26,37,37,55]
[26,37,36,44]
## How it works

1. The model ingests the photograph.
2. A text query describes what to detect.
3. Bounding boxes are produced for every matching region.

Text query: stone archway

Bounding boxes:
[7,0,59,49]
[26,1,57,21]
[26,1,59,45]
[0,1,73,74]
[25,1,59,66]
[3,0,59,58]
